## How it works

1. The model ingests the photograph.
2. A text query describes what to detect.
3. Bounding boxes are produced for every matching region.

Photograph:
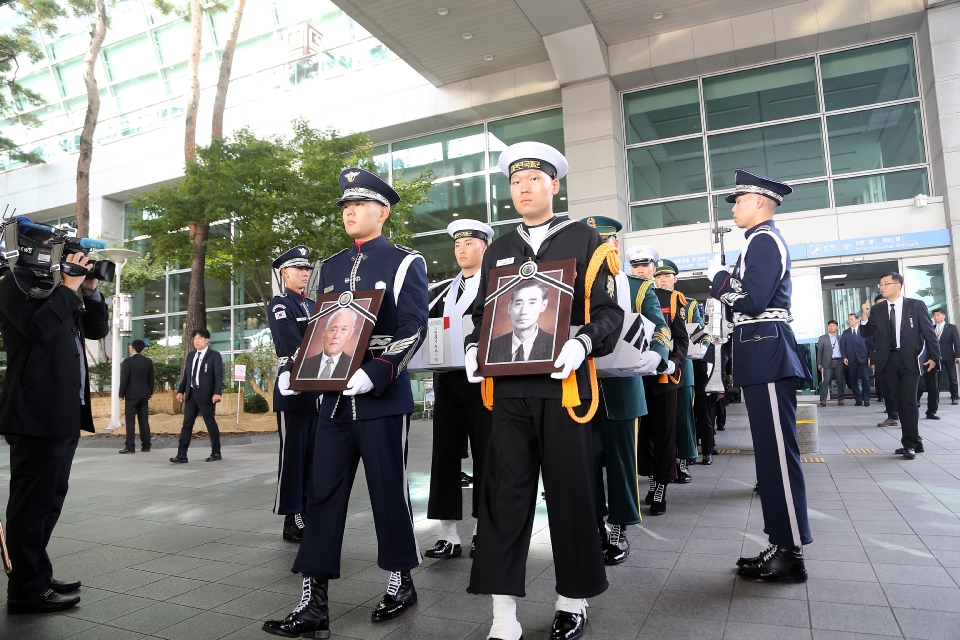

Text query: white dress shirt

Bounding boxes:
[829,335,841,358]
[318,351,344,378]
[192,347,208,387]
[511,327,541,362]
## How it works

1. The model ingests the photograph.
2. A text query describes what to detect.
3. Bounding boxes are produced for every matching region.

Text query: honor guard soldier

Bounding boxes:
[462,142,623,640]
[263,168,429,638]
[654,259,702,483]
[582,217,669,565]
[627,246,688,516]
[707,170,812,583]
[268,245,320,543]
[425,219,494,560]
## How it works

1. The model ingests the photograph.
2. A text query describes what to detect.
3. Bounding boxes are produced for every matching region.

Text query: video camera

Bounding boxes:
[0,214,116,298]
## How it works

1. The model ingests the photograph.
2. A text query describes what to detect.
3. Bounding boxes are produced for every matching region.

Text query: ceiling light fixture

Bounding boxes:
[822,274,847,280]
[483,54,494,61]
[559,196,566,200]
[437,7,448,15]
[652,12,664,19]
[452,182,461,186]
[462,32,472,39]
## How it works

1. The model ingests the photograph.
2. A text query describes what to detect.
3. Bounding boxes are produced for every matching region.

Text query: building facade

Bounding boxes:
[2,0,959,372]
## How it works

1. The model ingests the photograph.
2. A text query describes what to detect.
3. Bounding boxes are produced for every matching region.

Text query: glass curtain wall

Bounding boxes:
[623,38,928,231]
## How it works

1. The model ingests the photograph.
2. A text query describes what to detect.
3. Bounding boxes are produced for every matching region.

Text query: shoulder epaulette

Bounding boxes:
[319,248,348,265]
[394,244,422,255]
[670,290,688,322]
[634,278,655,313]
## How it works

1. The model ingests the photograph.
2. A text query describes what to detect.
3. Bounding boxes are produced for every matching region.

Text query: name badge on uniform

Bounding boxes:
[324,285,335,293]
[496,257,515,267]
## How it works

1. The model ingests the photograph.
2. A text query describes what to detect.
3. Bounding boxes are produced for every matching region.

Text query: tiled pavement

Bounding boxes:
[3,398,960,639]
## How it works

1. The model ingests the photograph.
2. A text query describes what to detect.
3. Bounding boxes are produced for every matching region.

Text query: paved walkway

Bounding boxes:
[2,398,960,639]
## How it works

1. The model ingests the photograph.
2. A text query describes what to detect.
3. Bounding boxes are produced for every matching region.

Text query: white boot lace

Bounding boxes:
[293,577,311,614]
[294,513,305,530]
[679,458,687,472]
[386,571,402,597]
[760,545,777,562]
[653,482,665,502]
[649,478,656,492]
[610,524,623,546]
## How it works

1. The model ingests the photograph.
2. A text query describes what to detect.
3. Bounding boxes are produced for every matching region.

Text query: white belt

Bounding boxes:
[733,308,792,326]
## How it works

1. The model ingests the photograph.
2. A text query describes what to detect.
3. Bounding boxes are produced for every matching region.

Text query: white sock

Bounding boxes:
[439,520,461,545]
[489,595,522,640]
[555,595,587,615]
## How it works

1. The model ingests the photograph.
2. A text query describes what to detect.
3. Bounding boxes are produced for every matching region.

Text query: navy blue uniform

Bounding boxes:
[268,287,320,515]
[710,220,812,548]
[292,235,429,577]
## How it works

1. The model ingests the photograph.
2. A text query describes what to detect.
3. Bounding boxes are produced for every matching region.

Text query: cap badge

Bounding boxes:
[344,171,360,183]
[586,218,597,228]
[298,247,307,255]
[657,260,663,267]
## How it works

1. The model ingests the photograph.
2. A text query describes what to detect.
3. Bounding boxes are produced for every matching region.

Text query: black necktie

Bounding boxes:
[514,345,525,362]
[192,352,201,388]
[889,305,897,349]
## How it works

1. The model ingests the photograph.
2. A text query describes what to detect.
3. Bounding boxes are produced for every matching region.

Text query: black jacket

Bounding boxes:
[936,322,960,361]
[119,353,154,400]
[178,348,224,406]
[0,276,110,436]
[298,352,353,379]
[487,329,555,363]
[860,297,940,373]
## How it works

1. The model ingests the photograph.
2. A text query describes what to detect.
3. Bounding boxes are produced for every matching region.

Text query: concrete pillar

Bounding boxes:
[90,196,126,246]
[560,78,629,229]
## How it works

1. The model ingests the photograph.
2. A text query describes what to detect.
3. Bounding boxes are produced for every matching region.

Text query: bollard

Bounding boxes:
[796,403,819,454]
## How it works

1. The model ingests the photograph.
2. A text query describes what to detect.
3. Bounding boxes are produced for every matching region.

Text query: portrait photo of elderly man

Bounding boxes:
[487,280,555,363]
[299,307,358,379]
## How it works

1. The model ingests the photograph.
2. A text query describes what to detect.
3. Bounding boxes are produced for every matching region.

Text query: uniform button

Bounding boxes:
[754,335,760,340]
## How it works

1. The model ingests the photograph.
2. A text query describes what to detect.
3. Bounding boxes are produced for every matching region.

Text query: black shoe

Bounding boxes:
[550,608,586,640]
[603,524,629,565]
[952,399,959,405]
[855,401,862,406]
[7,589,80,613]
[895,446,924,454]
[643,478,655,506]
[141,444,151,452]
[716,425,725,431]
[754,482,760,494]
[283,513,305,542]
[460,472,473,487]
[119,447,135,454]
[700,454,713,465]
[47,578,81,594]
[737,544,776,568]
[650,482,667,516]
[673,459,692,484]
[926,414,941,420]
[424,540,462,559]
[262,576,330,638]
[864,401,870,407]
[712,448,719,455]
[371,571,416,622]
[737,545,807,583]
[902,447,916,460]
[205,453,222,462]
[470,535,476,558]
[169,455,188,464]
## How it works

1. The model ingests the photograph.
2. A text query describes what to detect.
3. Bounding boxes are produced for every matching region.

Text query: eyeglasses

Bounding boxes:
[877,281,899,288]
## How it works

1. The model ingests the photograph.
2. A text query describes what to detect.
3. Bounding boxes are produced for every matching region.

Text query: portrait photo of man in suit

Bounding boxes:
[298,308,357,379]
[487,280,555,363]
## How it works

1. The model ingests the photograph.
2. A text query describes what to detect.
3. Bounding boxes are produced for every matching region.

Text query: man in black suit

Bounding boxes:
[119,339,155,454]
[860,272,939,459]
[841,314,870,406]
[171,329,224,463]
[487,280,555,363]
[932,308,960,406]
[297,308,356,379]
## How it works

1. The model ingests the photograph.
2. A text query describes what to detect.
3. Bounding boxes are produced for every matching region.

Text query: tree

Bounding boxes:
[234,342,277,411]
[211,0,245,140]
[97,253,165,298]
[75,0,107,238]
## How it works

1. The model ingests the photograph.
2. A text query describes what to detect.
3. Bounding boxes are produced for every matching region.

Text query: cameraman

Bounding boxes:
[0,237,109,613]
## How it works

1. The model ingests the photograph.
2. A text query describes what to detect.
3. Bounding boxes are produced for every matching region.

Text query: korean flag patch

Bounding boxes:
[274,307,287,320]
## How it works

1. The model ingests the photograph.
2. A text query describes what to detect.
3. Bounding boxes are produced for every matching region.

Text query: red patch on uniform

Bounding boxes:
[443,317,451,329]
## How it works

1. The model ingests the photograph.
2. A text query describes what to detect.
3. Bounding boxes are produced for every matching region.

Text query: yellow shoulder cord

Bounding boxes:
[481,378,493,411]
[634,278,654,314]
[562,242,620,424]
[658,290,688,385]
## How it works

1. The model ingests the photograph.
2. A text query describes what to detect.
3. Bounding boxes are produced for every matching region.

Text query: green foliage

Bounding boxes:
[244,392,268,414]
[234,342,277,387]
[98,253,165,298]
[88,359,112,394]
[142,343,184,391]
[130,121,434,311]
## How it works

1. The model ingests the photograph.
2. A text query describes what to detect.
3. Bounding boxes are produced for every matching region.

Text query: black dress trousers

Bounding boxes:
[467,397,608,599]
[292,413,421,578]
[694,392,716,454]
[884,351,922,449]
[273,411,317,515]
[124,397,150,449]
[178,395,221,456]
[4,434,79,599]
[427,370,492,521]
[637,383,678,484]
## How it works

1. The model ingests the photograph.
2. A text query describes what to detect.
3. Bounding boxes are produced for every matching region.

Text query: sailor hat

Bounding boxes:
[447,219,494,243]
[626,245,660,265]
[497,141,568,180]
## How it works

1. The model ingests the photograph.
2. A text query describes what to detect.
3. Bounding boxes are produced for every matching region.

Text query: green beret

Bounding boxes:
[581,215,622,237]
[654,259,678,276]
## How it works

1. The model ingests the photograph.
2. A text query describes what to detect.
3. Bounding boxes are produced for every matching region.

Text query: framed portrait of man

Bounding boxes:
[476,259,575,377]
[289,289,385,391]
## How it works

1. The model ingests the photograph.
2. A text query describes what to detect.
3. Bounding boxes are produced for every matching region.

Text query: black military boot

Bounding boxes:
[674,458,692,484]
[650,482,667,516]
[603,524,629,565]
[283,513,305,542]
[737,545,807,583]
[262,576,330,638]
[597,518,607,551]
[643,478,656,505]
[371,571,417,621]
[737,544,776,568]
[550,602,587,640]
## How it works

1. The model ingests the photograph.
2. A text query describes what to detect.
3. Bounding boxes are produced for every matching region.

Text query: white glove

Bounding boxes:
[706,254,730,281]
[634,351,662,376]
[551,339,587,380]
[664,360,677,375]
[343,368,374,396]
[465,346,483,383]
[278,371,300,396]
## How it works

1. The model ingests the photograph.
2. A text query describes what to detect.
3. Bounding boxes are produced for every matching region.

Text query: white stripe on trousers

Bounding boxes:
[273,412,287,515]
[400,414,424,563]
[767,383,801,546]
